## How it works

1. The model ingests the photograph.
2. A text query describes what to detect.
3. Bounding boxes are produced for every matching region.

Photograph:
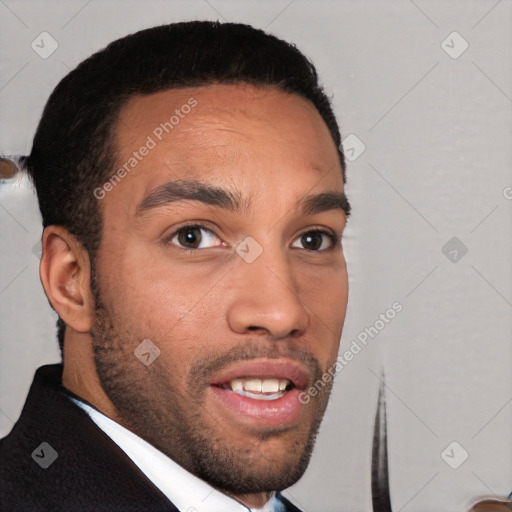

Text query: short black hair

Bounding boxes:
[22,21,347,356]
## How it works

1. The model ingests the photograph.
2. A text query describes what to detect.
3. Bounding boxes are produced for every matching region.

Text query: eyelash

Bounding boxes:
[163,223,341,252]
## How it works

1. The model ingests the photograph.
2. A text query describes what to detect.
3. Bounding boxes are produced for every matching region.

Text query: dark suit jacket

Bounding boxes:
[0,364,303,512]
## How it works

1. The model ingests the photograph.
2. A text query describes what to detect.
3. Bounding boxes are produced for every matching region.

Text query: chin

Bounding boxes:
[189,426,318,495]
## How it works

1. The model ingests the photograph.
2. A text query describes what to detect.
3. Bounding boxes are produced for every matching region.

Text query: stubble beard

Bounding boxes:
[90,285,334,495]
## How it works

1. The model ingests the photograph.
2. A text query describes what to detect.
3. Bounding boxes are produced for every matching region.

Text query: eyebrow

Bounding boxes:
[299,191,351,218]
[136,179,242,216]
[135,178,351,218]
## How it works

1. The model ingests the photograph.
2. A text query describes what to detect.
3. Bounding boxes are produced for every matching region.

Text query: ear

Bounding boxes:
[39,226,95,333]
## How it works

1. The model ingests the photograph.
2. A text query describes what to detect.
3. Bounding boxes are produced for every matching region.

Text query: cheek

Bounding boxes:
[112,263,225,354]
[278,270,347,374]
[103,251,205,323]
[98,236,228,345]
[300,262,348,316]
[311,268,348,363]
[329,267,349,328]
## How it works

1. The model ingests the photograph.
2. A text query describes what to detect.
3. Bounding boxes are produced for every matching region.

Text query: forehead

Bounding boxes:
[116,83,338,163]
[107,84,343,215]
[119,83,326,130]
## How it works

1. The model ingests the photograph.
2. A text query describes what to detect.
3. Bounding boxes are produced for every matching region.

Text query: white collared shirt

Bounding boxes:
[69,397,286,512]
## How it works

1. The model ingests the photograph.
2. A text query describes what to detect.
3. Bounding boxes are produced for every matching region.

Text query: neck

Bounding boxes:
[61,330,123,424]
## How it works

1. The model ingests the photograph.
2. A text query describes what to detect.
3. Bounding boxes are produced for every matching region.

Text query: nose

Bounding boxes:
[226,244,310,340]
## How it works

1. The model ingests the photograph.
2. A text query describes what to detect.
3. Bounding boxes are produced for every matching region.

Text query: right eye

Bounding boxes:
[165,224,225,251]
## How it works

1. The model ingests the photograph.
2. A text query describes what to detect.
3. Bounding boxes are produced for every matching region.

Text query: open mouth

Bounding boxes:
[207,360,310,427]
[217,377,294,401]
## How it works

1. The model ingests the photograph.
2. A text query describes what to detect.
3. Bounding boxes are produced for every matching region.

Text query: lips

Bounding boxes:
[208,360,310,428]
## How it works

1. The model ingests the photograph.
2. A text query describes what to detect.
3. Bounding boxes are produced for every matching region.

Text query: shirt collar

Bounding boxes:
[69,397,285,512]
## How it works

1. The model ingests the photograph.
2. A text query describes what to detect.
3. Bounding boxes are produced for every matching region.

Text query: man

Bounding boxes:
[0,21,351,511]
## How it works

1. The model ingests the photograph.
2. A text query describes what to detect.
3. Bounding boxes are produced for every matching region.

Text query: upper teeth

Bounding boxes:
[230,378,289,394]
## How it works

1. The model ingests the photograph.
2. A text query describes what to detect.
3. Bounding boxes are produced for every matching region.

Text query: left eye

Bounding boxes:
[169,225,223,250]
[291,230,338,251]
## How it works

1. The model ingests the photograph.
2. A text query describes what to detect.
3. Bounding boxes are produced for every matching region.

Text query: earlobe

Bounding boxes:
[39,226,95,333]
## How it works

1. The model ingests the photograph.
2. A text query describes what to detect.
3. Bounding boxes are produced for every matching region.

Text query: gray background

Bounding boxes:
[1,1,511,511]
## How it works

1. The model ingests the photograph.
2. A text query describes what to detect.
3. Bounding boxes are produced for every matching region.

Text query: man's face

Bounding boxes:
[91,84,349,496]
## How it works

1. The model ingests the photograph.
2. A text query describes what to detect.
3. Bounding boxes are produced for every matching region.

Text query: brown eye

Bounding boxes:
[177,226,202,249]
[169,225,222,250]
[301,231,323,251]
[292,230,338,251]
